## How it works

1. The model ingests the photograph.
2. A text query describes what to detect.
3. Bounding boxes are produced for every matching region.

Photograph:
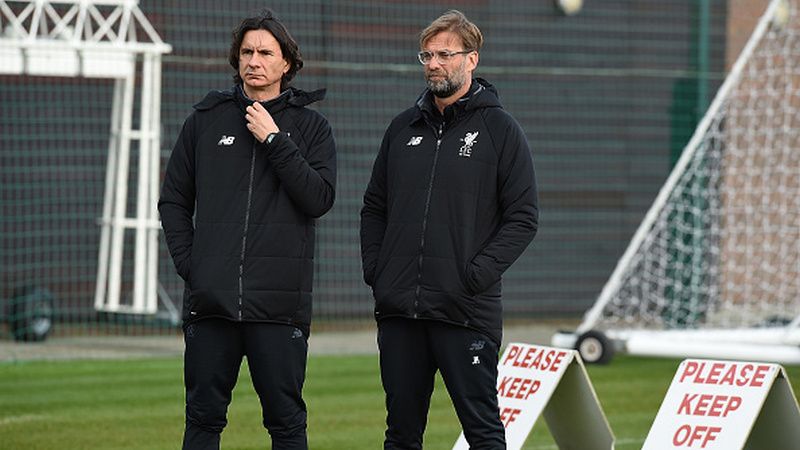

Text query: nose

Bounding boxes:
[426,57,443,70]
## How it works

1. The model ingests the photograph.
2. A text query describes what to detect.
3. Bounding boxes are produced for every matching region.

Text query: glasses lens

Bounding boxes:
[418,52,431,64]
[437,51,453,63]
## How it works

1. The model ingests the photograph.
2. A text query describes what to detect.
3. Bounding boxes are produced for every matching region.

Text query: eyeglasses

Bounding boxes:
[417,49,474,65]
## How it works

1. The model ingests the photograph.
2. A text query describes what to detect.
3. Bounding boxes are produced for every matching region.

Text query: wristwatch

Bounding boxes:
[266,132,278,144]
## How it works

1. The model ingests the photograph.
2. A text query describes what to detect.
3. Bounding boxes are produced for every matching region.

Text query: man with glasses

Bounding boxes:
[361,9,538,450]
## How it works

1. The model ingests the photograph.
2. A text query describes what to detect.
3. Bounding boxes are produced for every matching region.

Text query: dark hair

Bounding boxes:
[229,10,303,90]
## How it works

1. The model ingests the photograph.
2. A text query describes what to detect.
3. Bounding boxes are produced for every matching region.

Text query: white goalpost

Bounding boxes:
[553,0,800,364]
[0,0,176,323]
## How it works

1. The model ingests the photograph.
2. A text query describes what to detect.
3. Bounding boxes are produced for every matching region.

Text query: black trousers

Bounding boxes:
[378,318,506,450]
[182,319,308,450]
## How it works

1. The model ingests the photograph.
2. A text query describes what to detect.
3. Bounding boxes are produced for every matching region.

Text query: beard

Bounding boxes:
[425,64,467,98]
[427,77,461,98]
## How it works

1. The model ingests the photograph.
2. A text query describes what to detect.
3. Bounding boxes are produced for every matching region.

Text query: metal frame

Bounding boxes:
[552,0,800,363]
[0,0,174,320]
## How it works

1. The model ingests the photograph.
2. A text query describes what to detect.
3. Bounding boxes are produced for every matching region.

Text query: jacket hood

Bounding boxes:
[414,77,501,123]
[194,85,326,113]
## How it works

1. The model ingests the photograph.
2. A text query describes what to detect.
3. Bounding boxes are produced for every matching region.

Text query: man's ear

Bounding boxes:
[467,51,479,71]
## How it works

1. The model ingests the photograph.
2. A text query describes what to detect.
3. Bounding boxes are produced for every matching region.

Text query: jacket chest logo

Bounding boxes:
[217,135,236,146]
[406,136,423,146]
[459,131,479,157]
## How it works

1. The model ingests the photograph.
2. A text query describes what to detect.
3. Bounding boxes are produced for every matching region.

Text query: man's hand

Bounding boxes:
[245,102,280,143]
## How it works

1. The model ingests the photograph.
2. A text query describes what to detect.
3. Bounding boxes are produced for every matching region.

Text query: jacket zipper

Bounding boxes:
[238,141,258,321]
[414,124,444,317]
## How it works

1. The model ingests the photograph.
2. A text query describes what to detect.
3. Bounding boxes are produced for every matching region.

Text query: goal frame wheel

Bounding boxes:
[576,330,614,364]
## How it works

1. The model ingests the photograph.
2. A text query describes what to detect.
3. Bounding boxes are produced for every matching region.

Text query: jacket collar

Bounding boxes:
[411,77,501,126]
[193,84,327,114]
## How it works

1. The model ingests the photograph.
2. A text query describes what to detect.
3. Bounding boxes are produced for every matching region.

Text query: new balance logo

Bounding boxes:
[459,131,479,157]
[218,135,236,146]
[407,136,423,146]
[469,340,486,351]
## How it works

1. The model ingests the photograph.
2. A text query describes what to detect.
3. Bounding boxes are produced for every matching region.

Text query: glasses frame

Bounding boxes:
[417,49,474,65]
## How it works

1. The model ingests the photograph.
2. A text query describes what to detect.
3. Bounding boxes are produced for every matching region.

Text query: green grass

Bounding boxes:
[2,355,800,449]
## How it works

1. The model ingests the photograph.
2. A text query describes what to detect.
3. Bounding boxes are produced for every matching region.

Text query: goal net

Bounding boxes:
[569,0,800,359]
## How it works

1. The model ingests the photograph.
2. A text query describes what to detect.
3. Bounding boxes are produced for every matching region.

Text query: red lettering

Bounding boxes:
[497,377,541,400]
[503,346,569,372]
[677,393,742,417]
[499,407,521,427]
[497,376,512,396]
[708,395,726,417]
[752,365,770,387]
[673,424,721,448]
[526,380,541,399]
[737,364,753,387]
[677,393,697,415]
[531,351,543,369]
[502,345,520,365]
[724,396,741,417]
[541,350,554,370]
[682,361,773,387]
[515,378,531,399]
[681,361,699,383]
[694,362,708,383]
[519,348,533,367]
[721,365,736,385]
[706,363,723,384]
[673,424,691,446]
[695,394,712,414]
[705,395,741,417]
[508,378,522,398]
[550,351,566,372]
[704,427,722,447]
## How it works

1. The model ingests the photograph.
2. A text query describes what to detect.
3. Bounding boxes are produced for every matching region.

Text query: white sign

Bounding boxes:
[453,343,614,450]
[643,359,800,450]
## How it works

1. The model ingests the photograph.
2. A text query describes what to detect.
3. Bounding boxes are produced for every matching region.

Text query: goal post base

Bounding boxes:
[551,330,624,364]
[554,327,800,365]
[624,330,800,365]
[551,331,579,349]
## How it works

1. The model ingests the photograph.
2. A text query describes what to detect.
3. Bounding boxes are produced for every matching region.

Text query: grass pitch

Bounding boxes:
[2,354,799,449]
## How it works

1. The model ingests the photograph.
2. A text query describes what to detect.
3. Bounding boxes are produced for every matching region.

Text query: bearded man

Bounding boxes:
[360,9,539,450]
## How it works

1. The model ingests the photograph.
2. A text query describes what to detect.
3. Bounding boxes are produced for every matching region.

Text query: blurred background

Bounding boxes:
[0,0,770,342]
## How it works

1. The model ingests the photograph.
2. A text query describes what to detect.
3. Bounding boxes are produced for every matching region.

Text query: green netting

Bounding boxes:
[0,0,732,339]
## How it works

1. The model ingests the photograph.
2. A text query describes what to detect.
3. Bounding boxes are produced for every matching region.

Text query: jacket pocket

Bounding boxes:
[370,247,390,287]
[465,258,493,296]
[186,253,201,288]
[177,254,192,282]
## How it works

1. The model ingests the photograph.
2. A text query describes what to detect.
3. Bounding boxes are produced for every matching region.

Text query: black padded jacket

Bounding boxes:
[159,85,336,335]
[360,78,538,345]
